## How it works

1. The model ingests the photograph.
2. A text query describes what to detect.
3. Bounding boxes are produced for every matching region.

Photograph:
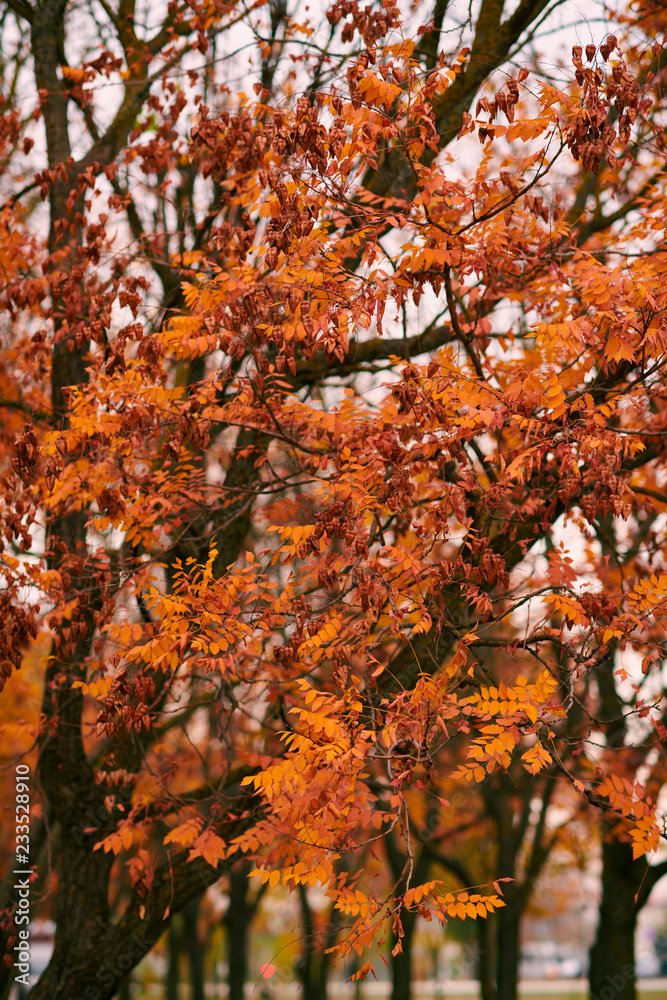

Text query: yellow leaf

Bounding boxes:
[164,820,201,847]
[191,830,226,866]
[521,743,553,775]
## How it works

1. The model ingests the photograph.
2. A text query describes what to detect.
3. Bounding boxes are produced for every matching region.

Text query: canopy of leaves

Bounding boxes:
[1,0,667,996]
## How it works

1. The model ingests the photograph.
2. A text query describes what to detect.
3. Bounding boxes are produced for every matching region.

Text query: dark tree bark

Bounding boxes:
[298,884,341,1000]
[26,824,236,1000]
[223,859,267,1000]
[586,634,667,1000]
[167,914,182,1000]
[384,831,431,1000]
[318,906,340,1000]
[589,840,667,1000]
[116,976,131,1000]
[493,896,522,1000]
[298,882,318,1000]
[589,836,641,1000]
[360,0,561,208]
[423,850,497,1000]
[390,907,419,1000]
[226,869,250,1000]
[476,909,496,1000]
[183,897,205,1000]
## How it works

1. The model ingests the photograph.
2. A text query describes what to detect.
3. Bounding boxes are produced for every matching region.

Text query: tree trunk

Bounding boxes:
[589,838,641,1000]
[224,861,263,1000]
[476,911,496,1000]
[227,920,248,1000]
[319,902,340,1000]
[384,830,431,1000]
[476,771,557,1000]
[296,885,340,1000]
[167,914,182,1000]
[298,883,318,1000]
[25,817,114,1000]
[390,909,417,1000]
[184,898,205,1000]
[589,646,640,1000]
[116,977,131,1000]
[494,900,521,1000]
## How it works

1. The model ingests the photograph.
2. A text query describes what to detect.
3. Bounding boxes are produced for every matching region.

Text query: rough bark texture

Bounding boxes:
[28,848,222,1000]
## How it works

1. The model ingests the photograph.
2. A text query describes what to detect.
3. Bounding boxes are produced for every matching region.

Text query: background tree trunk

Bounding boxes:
[116,977,131,1000]
[224,860,267,1000]
[588,645,639,1000]
[494,898,522,1000]
[184,897,205,1000]
[390,908,418,1000]
[384,830,430,1000]
[226,874,249,1000]
[476,913,496,1000]
[167,914,182,1000]
[587,835,664,1000]
[298,882,318,1000]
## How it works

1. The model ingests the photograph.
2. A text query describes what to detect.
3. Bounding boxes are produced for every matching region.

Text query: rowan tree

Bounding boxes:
[0,1,667,1000]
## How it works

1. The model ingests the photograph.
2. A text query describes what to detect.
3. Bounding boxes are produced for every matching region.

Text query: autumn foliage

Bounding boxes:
[1,0,667,998]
